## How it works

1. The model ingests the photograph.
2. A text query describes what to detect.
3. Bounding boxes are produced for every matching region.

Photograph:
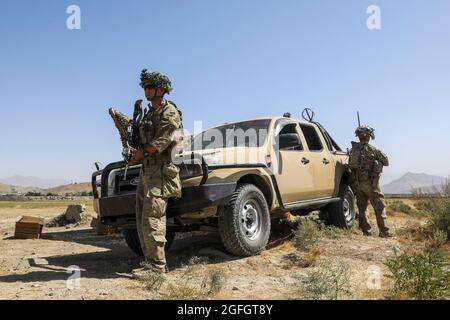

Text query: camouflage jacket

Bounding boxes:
[138,101,184,199]
[349,142,389,183]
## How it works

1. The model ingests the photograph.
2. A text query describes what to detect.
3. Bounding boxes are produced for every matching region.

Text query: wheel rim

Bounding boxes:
[240,199,262,240]
[343,193,355,224]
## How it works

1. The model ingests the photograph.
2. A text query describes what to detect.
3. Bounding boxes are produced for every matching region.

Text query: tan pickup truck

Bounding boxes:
[92,113,356,257]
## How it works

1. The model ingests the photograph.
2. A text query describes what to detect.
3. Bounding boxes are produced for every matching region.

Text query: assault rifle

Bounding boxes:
[108,99,145,178]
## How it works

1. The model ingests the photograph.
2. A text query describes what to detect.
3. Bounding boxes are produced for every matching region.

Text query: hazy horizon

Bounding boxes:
[1,171,449,190]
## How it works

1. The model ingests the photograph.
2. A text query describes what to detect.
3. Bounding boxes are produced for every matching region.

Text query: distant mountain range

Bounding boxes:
[0,182,91,195]
[1,172,448,196]
[0,175,70,189]
[0,175,90,195]
[382,172,449,194]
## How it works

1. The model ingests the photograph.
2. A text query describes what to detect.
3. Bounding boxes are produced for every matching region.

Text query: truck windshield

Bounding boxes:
[190,119,271,151]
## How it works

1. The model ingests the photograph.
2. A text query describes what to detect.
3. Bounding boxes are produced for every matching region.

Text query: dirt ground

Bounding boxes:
[0,199,438,300]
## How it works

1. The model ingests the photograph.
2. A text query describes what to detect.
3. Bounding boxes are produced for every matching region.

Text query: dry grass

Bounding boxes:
[282,247,324,270]
[428,230,448,249]
[139,270,166,292]
[322,224,359,238]
[165,266,226,300]
[0,200,93,210]
[294,259,352,300]
[396,223,432,242]
[388,200,419,215]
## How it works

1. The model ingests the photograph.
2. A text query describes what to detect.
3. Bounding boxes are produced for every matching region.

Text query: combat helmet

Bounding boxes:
[355,126,375,139]
[139,69,173,93]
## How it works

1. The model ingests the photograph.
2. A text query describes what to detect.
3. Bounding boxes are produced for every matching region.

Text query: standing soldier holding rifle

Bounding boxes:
[349,119,394,238]
[127,69,184,275]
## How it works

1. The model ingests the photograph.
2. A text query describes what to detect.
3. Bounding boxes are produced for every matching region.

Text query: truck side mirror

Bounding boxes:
[93,162,103,171]
[279,133,302,150]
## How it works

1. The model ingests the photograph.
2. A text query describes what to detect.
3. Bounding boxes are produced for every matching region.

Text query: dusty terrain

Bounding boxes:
[0,199,438,300]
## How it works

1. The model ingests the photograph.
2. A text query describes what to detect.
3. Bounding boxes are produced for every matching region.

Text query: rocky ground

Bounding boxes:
[0,199,442,300]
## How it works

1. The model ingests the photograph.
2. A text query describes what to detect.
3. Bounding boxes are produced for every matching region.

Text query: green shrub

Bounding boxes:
[429,199,450,240]
[415,199,436,212]
[297,260,351,300]
[385,248,450,300]
[166,267,226,299]
[322,224,357,238]
[388,200,414,214]
[293,220,322,251]
[413,179,450,238]
[25,192,42,197]
[428,229,448,249]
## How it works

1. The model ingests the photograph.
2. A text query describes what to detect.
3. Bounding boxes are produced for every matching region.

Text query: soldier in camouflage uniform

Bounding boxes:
[349,126,394,238]
[130,70,184,274]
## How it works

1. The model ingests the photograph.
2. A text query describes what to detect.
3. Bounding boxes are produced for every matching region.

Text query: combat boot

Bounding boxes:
[379,231,396,238]
[132,261,166,279]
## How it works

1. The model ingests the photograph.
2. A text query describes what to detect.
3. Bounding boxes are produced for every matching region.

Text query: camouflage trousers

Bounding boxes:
[355,181,390,235]
[135,168,168,271]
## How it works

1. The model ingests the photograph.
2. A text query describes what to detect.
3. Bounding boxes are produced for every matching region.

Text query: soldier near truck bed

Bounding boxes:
[349,126,394,238]
[129,69,184,275]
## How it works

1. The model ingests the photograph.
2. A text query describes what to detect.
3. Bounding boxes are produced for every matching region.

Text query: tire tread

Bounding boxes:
[218,184,270,256]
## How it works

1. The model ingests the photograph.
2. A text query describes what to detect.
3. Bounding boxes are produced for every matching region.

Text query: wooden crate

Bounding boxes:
[15,216,44,239]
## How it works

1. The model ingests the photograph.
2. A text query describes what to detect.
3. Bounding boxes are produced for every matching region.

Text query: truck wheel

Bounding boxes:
[327,184,356,229]
[122,228,175,257]
[218,184,271,256]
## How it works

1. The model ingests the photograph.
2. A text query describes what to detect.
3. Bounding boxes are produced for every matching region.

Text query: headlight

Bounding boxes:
[203,154,220,165]
[179,163,203,179]
[107,169,118,196]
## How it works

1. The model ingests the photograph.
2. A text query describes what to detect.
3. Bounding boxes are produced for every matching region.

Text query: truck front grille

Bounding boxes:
[115,168,140,194]
[111,162,203,195]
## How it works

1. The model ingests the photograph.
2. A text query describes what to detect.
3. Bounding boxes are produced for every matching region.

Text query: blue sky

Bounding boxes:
[0,0,449,182]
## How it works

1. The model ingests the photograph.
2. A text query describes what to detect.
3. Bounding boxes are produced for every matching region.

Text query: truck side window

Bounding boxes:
[299,124,323,151]
[278,123,303,151]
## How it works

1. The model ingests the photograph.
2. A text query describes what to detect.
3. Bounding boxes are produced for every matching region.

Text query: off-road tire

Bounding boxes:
[123,228,175,257]
[327,183,356,229]
[218,184,271,256]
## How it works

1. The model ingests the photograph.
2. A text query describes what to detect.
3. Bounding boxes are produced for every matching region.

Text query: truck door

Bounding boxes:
[298,123,335,198]
[272,120,316,203]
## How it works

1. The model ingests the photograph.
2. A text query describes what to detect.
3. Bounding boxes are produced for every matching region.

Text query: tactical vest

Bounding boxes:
[349,142,383,182]
[138,101,183,166]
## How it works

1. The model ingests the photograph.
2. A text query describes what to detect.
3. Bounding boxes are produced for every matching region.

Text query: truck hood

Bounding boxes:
[179,146,268,166]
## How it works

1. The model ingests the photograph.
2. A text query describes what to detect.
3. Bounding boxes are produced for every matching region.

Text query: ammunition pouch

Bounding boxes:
[372,161,383,175]
[139,119,155,145]
[349,171,360,191]
[371,161,383,188]
[372,175,380,189]
[162,161,182,199]
[358,170,371,181]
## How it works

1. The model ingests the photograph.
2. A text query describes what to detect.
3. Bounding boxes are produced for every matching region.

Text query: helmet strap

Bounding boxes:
[153,88,167,99]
